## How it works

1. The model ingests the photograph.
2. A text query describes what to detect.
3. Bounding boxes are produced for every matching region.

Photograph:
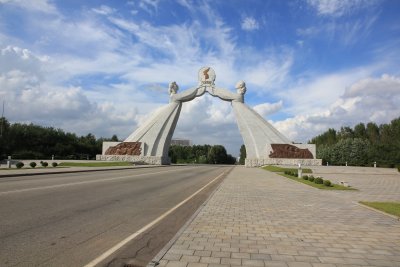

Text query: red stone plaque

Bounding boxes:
[269,144,313,159]
[105,142,142,156]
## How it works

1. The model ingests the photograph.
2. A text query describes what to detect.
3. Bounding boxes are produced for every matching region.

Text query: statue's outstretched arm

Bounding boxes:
[170,84,205,103]
[207,86,242,102]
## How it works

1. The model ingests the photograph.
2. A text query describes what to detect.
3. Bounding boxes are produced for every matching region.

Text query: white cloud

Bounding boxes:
[242,53,293,91]
[241,17,259,31]
[0,7,294,155]
[296,15,378,46]
[306,0,377,17]
[0,46,48,76]
[274,74,400,142]
[2,0,396,158]
[0,0,58,14]
[176,0,194,11]
[253,101,283,118]
[278,66,375,116]
[92,5,115,15]
[296,26,322,37]
[0,46,140,138]
[138,0,160,15]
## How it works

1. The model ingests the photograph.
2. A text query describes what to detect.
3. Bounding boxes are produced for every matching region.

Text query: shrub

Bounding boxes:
[315,177,324,184]
[16,162,24,169]
[398,166,400,172]
[30,162,37,168]
[302,175,308,180]
[308,176,315,182]
[52,162,58,167]
[41,161,48,167]
[284,170,290,175]
[323,180,332,186]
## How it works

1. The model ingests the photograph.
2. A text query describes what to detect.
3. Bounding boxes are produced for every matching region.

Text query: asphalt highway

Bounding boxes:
[0,165,231,267]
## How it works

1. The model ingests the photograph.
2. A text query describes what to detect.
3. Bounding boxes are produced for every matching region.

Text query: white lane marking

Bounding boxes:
[0,167,198,196]
[83,169,228,267]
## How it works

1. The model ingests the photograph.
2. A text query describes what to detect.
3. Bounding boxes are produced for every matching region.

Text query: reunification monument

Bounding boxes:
[97,67,322,167]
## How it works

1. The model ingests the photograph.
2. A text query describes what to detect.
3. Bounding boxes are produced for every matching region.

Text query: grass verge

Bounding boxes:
[59,162,133,167]
[281,174,356,190]
[262,165,356,190]
[359,201,400,217]
[0,167,68,170]
[262,165,312,173]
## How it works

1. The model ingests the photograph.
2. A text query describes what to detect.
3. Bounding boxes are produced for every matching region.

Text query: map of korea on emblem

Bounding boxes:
[198,67,216,86]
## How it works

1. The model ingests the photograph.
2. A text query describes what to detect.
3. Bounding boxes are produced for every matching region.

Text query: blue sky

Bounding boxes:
[1,0,400,156]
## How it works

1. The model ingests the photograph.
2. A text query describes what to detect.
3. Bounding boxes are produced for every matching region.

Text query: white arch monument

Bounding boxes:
[97,67,322,167]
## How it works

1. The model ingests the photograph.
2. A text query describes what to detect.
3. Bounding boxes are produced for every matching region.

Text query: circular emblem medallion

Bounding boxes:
[198,67,216,85]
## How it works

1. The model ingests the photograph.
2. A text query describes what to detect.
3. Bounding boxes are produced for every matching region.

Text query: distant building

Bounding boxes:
[170,138,191,146]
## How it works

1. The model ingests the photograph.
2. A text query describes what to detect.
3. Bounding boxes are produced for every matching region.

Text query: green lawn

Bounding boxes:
[59,162,133,167]
[262,165,356,190]
[360,201,400,217]
[262,165,313,173]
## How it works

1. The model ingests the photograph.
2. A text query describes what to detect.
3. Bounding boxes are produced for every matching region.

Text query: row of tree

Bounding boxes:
[169,144,237,164]
[0,117,236,164]
[309,117,400,167]
[3,115,398,167]
[0,117,118,160]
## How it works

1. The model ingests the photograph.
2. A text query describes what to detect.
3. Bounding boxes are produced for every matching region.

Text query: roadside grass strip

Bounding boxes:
[263,165,312,173]
[359,201,400,217]
[262,165,357,190]
[0,167,68,170]
[59,162,133,167]
[281,173,356,190]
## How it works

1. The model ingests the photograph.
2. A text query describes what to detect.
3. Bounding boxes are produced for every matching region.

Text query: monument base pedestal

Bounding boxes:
[96,155,171,165]
[245,158,322,167]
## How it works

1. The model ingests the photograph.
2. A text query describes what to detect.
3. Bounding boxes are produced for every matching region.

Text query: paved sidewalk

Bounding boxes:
[152,166,400,267]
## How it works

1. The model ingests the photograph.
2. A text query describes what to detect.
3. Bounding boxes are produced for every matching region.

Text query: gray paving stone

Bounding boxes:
[164,253,183,261]
[186,263,208,267]
[221,257,241,265]
[211,251,230,258]
[199,256,221,264]
[311,264,336,267]
[180,255,200,263]
[165,261,188,267]
[149,166,400,267]
[158,259,169,267]
[194,250,212,257]
[232,252,251,259]
[251,253,272,260]
[264,261,288,267]
[294,256,320,263]
[287,262,313,267]
[169,249,195,256]
[242,259,265,266]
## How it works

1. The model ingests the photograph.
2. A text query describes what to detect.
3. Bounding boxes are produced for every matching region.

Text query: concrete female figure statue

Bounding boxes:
[207,80,291,164]
[124,82,204,164]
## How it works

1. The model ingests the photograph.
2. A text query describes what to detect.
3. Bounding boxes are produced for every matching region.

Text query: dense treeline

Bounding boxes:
[0,117,118,160]
[0,117,236,164]
[309,117,400,167]
[169,144,237,164]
